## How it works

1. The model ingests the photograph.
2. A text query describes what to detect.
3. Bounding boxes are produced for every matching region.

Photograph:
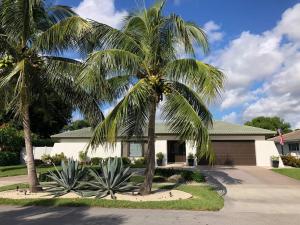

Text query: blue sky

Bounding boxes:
[57,0,300,128]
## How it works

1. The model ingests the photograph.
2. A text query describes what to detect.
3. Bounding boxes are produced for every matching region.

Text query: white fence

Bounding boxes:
[20,147,53,164]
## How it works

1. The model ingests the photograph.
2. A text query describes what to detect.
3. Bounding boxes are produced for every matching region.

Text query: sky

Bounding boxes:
[56,0,300,128]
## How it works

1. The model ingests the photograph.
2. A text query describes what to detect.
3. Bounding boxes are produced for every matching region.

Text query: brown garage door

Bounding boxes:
[199,140,256,165]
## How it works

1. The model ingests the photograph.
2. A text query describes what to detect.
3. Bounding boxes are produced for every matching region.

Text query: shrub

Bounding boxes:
[188,153,194,160]
[41,153,67,165]
[155,168,205,183]
[78,150,89,163]
[91,157,102,165]
[41,154,52,165]
[82,157,137,199]
[121,157,131,166]
[156,152,164,160]
[131,157,146,168]
[0,125,23,151]
[51,153,67,165]
[43,159,89,197]
[0,151,20,166]
[281,155,300,167]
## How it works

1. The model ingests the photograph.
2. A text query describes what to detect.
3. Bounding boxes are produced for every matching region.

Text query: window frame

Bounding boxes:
[128,142,144,157]
[288,143,299,152]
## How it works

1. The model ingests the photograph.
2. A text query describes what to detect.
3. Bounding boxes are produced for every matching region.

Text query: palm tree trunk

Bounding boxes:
[139,97,157,195]
[23,102,41,192]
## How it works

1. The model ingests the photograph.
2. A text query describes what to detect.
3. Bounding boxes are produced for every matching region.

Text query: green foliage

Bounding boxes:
[82,1,224,167]
[188,153,195,160]
[281,155,300,168]
[0,125,23,151]
[0,185,224,211]
[63,120,90,131]
[131,157,146,168]
[82,157,137,199]
[90,157,102,165]
[0,151,20,166]
[271,155,280,161]
[78,151,88,163]
[155,168,205,183]
[41,153,67,166]
[31,137,54,147]
[43,159,89,197]
[272,168,300,181]
[121,157,131,166]
[156,152,164,160]
[245,116,292,134]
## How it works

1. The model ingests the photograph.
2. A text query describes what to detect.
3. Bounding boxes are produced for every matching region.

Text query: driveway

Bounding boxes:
[0,175,28,187]
[200,166,300,213]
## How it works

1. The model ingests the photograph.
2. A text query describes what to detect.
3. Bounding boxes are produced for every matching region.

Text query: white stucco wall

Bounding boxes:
[186,141,197,165]
[155,140,167,165]
[50,142,121,160]
[255,140,284,167]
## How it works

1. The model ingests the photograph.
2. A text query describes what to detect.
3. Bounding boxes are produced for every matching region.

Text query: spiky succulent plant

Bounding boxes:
[43,158,88,197]
[82,157,137,199]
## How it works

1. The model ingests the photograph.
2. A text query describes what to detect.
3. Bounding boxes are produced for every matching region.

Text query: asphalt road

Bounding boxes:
[0,205,300,225]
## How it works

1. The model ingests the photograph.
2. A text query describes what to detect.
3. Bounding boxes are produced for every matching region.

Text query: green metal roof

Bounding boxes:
[51,121,275,139]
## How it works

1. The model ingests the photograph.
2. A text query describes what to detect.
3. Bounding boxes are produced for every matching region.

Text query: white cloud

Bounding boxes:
[210,3,300,128]
[74,0,128,28]
[222,112,239,124]
[203,21,224,43]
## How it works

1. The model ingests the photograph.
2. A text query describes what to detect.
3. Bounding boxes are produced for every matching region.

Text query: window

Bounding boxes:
[129,142,143,157]
[288,143,299,151]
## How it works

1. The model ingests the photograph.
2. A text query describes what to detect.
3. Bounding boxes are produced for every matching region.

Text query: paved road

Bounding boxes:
[0,175,28,187]
[1,166,300,225]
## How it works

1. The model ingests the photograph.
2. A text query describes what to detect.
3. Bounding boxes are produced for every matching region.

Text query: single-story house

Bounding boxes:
[49,121,283,167]
[268,130,300,156]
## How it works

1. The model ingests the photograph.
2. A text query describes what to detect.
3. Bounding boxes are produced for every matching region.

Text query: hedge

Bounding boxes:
[0,151,20,166]
[281,155,300,168]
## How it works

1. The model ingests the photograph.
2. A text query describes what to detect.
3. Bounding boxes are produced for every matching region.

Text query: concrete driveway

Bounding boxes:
[200,166,300,214]
[0,175,28,187]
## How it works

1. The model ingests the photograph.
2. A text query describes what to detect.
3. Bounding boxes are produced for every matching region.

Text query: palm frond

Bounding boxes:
[33,16,91,54]
[164,14,209,56]
[90,79,152,148]
[161,89,215,164]
[163,58,224,100]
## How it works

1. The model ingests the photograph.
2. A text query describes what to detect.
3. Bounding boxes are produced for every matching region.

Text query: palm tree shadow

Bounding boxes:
[0,205,126,225]
[199,167,243,196]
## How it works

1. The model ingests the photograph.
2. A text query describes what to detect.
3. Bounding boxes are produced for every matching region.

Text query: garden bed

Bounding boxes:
[0,184,223,210]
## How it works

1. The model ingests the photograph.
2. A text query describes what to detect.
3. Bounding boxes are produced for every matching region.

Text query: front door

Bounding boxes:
[167,141,186,163]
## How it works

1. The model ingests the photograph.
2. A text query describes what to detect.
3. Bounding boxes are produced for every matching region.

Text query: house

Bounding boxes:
[50,121,283,167]
[268,130,300,156]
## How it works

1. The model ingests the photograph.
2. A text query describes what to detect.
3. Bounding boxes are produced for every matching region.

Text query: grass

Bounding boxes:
[0,183,29,192]
[0,183,223,211]
[0,165,61,178]
[272,168,300,180]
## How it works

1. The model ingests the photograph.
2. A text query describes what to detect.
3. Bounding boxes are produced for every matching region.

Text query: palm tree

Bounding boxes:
[0,0,103,192]
[80,1,224,195]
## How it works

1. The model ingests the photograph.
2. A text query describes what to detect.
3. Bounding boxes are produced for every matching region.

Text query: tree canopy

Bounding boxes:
[244,116,292,134]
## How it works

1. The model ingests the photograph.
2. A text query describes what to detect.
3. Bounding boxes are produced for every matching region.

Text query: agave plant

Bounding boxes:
[83,157,137,199]
[44,158,88,197]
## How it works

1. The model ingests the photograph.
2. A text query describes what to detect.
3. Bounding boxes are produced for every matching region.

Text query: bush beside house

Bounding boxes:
[281,155,300,168]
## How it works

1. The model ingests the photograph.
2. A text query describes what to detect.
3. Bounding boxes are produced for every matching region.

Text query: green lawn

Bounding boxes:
[0,183,223,211]
[0,165,60,177]
[272,168,300,180]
